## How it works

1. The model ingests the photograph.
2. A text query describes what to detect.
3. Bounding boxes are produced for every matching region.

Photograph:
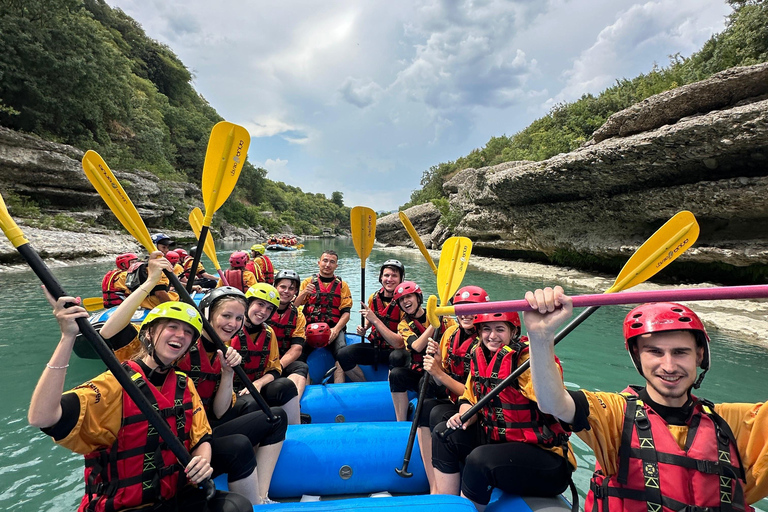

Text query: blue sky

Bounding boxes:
[108,0,731,212]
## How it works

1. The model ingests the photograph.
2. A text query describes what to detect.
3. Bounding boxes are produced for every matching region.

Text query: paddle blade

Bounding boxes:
[437,237,472,305]
[0,192,29,248]
[609,211,699,293]
[83,297,105,311]
[399,211,438,275]
[201,122,250,216]
[350,206,376,265]
[81,151,155,253]
[188,207,222,271]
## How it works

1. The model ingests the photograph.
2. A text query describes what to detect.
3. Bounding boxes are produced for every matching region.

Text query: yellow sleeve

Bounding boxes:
[115,271,129,293]
[398,319,417,347]
[264,328,282,374]
[57,371,126,454]
[715,402,768,504]
[459,371,476,404]
[439,324,460,372]
[299,277,311,292]
[186,377,213,447]
[573,391,631,477]
[292,310,306,340]
[339,282,353,311]
[173,264,184,276]
[244,271,258,289]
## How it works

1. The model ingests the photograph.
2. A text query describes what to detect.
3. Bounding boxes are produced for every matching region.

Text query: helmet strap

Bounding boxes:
[692,368,708,389]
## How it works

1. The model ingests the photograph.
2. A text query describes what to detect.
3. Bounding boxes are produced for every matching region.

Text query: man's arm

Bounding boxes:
[524,286,577,424]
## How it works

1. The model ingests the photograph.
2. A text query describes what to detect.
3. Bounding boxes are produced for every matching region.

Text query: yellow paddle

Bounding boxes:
[438,211,700,438]
[81,151,277,422]
[350,206,377,327]
[186,122,250,292]
[189,207,228,286]
[399,211,438,275]
[0,190,216,497]
[395,235,471,478]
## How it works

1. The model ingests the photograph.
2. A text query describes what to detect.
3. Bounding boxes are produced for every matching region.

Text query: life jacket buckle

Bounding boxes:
[695,459,719,474]
[635,416,651,430]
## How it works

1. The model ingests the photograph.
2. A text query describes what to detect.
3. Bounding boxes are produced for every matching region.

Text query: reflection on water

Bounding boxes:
[0,238,765,510]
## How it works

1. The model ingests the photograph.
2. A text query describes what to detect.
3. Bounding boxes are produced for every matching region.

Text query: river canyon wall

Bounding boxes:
[378,63,768,285]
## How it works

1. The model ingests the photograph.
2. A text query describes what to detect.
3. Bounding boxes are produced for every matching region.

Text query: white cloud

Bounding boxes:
[108,0,731,211]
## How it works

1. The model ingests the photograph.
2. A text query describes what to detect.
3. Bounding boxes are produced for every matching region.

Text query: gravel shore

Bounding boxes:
[383,246,768,348]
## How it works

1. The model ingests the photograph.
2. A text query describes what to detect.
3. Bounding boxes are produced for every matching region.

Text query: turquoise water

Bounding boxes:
[0,238,766,510]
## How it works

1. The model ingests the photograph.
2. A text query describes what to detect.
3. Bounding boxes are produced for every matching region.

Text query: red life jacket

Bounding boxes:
[175,341,221,412]
[367,290,402,350]
[181,258,204,280]
[101,269,127,308]
[80,361,192,512]
[471,338,570,452]
[586,386,750,512]
[268,304,299,356]
[256,255,274,284]
[404,315,449,371]
[445,326,478,401]
[304,275,343,326]
[224,269,247,292]
[245,261,256,275]
[231,326,271,389]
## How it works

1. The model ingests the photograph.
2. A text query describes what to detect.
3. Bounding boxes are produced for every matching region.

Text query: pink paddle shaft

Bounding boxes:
[452,284,768,316]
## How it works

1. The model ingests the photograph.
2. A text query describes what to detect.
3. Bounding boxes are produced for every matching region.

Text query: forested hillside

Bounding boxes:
[403,0,768,215]
[0,0,348,234]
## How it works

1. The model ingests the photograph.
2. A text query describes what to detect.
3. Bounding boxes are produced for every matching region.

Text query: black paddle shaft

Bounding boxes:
[19,243,216,499]
[395,371,430,478]
[165,270,278,422]
[439,306,600,440]
[185,225,209,293]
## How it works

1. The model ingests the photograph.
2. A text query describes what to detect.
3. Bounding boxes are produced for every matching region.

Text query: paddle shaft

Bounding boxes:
[399,212,438,275]
[396,371,430,478]
[165,269,278,422]
[186,225,210,293]
[439,305,599,439]
[17,242,216,497]
[445,285,768,316]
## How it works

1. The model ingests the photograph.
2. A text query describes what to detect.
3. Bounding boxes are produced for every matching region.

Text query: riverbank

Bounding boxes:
[383,245,768,347]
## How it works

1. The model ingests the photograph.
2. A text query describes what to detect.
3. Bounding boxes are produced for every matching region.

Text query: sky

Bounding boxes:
[107,0,732,212]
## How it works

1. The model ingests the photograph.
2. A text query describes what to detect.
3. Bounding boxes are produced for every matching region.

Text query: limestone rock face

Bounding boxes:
[0,126,201,227]
[436,64,768,281]
[377,202,442,247]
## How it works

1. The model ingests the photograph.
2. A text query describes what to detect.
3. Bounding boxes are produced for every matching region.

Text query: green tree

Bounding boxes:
[331,191,344,207]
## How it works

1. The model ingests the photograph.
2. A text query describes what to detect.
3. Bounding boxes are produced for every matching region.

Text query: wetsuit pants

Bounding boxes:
[152,485,252,511]
[337,343,403,372]
[432,421,571,505]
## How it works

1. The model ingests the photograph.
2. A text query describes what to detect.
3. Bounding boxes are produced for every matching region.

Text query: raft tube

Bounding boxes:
[212,421,573,511]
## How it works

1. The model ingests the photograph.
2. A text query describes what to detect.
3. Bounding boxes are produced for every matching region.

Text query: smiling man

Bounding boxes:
[525,286,768,512]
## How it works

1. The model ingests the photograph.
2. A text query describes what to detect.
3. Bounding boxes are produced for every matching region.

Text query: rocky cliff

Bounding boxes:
[0,128,267,264]
[379,64,768,285]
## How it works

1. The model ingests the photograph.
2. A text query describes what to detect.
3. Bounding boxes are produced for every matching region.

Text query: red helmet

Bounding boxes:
[164,250,180,265]
[474,311,521,328]
[452,286,489,305]
[229,251,248,269]
[623,302,710,381]
[306,322,331,348]
[393,281,422,303]
[116,253,138,271]
[175,248,189,260]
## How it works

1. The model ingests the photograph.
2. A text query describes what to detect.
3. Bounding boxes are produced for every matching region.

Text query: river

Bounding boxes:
[0,238,765,511]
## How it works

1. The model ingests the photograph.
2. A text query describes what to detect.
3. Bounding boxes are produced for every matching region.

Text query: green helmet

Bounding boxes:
[141,301,203,340]
[245,283,280,309]
[251,244,266,255]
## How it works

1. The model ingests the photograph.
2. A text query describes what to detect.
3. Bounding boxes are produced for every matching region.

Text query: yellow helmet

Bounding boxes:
[141,301,203,340]
[245,283,280,308]
[250,244,266,255]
